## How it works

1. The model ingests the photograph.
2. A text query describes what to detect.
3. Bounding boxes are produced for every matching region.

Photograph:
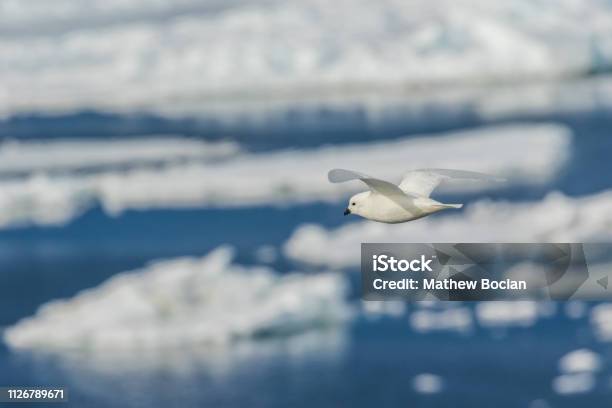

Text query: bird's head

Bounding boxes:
[344,191,370,217]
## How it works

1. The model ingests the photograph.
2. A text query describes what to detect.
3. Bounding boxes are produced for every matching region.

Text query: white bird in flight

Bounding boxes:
[328,168,503,224]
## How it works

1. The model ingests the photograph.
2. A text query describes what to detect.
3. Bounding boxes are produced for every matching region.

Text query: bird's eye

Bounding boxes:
[351,202,356,206]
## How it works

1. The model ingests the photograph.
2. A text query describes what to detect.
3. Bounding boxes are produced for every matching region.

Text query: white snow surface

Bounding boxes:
[558,349,602,374]
[3,247,351,350]
[0,137,240,174]
[3,0,612,115]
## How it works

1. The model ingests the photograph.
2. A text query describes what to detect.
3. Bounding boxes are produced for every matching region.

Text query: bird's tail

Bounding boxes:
[436,203,463,209]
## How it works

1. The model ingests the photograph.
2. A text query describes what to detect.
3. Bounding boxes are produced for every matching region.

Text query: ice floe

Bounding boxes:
[475,301,539,328]
[558,349,602,374]
[361,301,407,318]
[0,137,240,174]
[412,373,444,394]
[590,303,612,342]
[409,306,473,334]
[552,372,596,395]
[3,247,351,350]
[552,348,602,395]
[3,0,612,115]
[285,190,612,268]
[0,123,569,229]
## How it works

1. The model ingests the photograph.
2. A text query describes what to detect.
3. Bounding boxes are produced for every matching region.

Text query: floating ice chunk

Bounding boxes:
[590,304,612,342]
[475,301,538,328]
[3,0,612,115]
[361,301,406,318]
[558,349,602,374]
[285,190,612,268]
[3,247,351,351]
[0,137,240,174]
[0,123,570,229]
[414,301,439,309]
[410,307,472,334]
[0,175,94,227]
[413,373,444,394]
[552,373,595,395]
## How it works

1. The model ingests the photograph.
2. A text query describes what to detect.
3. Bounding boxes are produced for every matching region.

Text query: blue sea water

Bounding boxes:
[1,92,612,407]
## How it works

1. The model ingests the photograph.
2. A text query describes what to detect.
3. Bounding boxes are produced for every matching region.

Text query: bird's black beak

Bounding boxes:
[344,208,351,216]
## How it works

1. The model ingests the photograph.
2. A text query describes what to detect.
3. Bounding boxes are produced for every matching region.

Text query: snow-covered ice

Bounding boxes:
[3,247,351,350]
[0,123,569,229]
[3,0,612,115]
[558,349,602,374]
[413,373,444,394]
[0,137,240,174]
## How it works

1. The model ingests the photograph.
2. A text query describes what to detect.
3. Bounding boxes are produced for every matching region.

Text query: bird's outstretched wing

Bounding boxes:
[328,168,417,198]
[399,169,505,197]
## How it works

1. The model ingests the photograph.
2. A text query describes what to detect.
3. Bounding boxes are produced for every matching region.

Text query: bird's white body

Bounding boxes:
[329,168,500,224]
[347,190,461,224]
